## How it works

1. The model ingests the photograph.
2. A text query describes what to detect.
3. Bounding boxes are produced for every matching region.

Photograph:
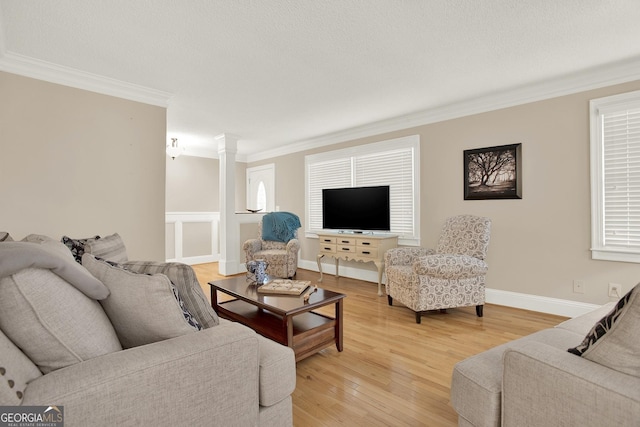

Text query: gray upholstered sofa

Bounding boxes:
[451,293,640,427]
[0,232,296,426]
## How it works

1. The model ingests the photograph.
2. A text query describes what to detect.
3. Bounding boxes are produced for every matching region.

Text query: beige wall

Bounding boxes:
[166,155,219,211]
[165,155,247,212]
[0,71,166,261]
[250,79,640,305]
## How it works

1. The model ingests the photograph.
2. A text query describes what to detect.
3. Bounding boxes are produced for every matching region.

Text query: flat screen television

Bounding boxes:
[322,185,391,232]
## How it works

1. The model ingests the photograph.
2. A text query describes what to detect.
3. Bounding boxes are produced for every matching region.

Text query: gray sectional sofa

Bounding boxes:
[0,233,296,426]
[451,295,640,426]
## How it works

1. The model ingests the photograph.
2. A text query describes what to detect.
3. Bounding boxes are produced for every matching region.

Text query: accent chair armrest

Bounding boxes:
[243,238,263,255]
[384,247,434,267]
[285,238,300,253]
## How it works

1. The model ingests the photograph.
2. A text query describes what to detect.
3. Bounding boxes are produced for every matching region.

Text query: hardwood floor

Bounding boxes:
[192,263,567,427]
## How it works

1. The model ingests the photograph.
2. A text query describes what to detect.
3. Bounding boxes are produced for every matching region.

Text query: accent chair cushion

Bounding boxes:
[568,283,640,377]
[0,268,122,374]
[83,255,200,348]
[84,233,128,263]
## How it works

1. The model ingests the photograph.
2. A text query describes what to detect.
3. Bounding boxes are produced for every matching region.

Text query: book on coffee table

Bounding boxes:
[258,279,311,295]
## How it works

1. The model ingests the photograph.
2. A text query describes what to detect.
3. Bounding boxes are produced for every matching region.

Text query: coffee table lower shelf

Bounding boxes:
[217,299,338,362]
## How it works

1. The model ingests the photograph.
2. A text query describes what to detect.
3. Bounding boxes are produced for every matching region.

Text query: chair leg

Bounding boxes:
[476,305,484,317]
[387,295,393,306]
[415,312,421,324]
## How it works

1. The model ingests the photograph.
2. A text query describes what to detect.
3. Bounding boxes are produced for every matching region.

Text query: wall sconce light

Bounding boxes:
[166,138,183,159]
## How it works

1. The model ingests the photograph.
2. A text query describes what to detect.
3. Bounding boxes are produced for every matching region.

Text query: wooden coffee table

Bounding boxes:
[209,276,345,362]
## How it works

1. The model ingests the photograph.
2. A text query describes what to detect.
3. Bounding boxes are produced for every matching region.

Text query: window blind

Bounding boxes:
[602,107,640,249]
[305,136,419,244]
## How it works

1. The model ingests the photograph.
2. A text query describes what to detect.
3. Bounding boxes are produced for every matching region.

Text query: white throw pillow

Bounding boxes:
[82,254,200,348]
[0,268,122,374]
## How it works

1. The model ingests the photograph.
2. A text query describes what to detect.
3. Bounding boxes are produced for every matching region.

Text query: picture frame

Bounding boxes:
[464,143,522,200]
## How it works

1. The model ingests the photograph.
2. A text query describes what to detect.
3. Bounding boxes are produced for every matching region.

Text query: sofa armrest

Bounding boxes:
[502,341,640,427]
[23,322,261,427]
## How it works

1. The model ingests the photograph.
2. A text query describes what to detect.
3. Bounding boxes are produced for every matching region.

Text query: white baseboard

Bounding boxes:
[298,259,601,318]
[485,289,600,318]
[166,254,218,266]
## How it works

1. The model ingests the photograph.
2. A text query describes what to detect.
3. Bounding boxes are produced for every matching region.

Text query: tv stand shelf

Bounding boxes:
[316,232,398,296]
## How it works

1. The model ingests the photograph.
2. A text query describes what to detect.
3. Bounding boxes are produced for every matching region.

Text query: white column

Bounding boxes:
[217,133,240,275]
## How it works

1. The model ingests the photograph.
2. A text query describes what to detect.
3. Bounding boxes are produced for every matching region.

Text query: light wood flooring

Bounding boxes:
[192,263,567,427]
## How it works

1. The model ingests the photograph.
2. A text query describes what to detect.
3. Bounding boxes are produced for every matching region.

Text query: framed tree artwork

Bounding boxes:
[464,143,522,200]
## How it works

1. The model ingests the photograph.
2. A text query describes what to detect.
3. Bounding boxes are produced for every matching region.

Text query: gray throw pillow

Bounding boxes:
[83,254,200,348]
[61,235,101,264]
[568,283,640,377]
[123,261,219,328]
[84,233,128,263]
[0,268,122,374]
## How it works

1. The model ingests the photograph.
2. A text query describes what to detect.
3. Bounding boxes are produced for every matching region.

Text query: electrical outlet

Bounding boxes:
[608,283,623,299]
[573,280,585,294]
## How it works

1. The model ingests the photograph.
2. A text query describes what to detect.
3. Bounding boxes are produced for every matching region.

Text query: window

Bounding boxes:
[247,164,275,212]
[305,135,420,245]
[590,89,640,262]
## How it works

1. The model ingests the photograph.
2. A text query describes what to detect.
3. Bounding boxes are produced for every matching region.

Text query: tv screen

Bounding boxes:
[322,186,390,232]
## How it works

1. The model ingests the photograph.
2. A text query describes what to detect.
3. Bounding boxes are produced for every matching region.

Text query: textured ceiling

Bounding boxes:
[2,0,640,161]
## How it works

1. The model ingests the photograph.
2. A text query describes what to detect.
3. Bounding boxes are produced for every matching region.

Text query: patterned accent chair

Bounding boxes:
[243,219,300,279]
[384,214,491,323]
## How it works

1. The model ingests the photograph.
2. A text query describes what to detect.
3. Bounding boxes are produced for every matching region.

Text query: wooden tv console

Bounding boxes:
[316,232,398,296]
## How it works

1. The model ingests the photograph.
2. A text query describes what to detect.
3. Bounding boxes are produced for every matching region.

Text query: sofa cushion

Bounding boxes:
[0,232,13,242]
[123,261,219,328]
[0,268,122,374]
[61,235,101,263]
[84,233,128,263]
[568,284,640,377]
[0,329,42,405]
[83,254,200,348]
[450,327,584,427]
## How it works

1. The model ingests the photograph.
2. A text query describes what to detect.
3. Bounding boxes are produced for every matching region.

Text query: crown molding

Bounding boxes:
[0,51,172,107]
[246,56,640,163]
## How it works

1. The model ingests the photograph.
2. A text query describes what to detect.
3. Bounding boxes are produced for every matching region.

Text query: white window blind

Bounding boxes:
[591,90,640,262]
[305,135,420,245]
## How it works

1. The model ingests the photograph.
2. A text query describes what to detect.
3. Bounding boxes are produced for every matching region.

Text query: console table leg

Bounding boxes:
[374,261,384,296]
[316,254,324,282]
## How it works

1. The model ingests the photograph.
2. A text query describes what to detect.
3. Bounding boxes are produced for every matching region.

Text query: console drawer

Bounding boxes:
[357,239,380,248]
[357,248,379,258]
[320,244,336,254]
[337,245,356,253]
[319,236,336,244]
[336,237,356,246]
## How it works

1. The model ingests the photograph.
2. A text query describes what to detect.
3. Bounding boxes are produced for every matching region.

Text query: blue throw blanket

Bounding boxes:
[262,212,301,243]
